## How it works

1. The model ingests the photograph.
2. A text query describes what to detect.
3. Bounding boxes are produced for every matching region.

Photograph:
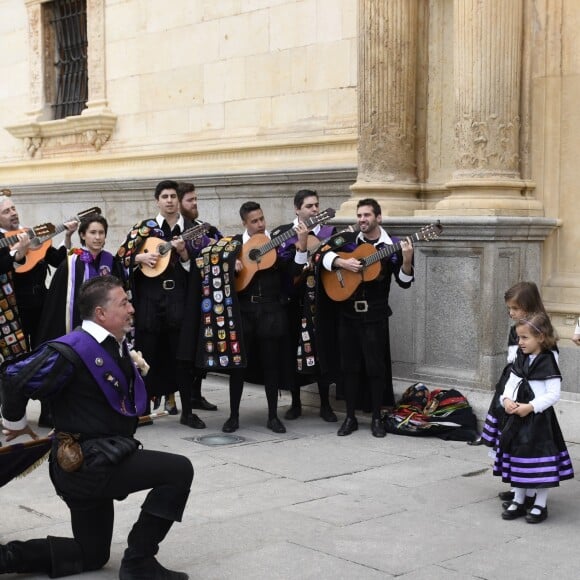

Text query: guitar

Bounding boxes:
[0,223,56,252]
[13,207,102,274]
[235,208,336,292]
[321,222,443,301]
[139,221,211,278]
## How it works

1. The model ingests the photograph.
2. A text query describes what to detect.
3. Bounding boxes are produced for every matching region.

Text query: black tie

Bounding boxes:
[103,336,133,381]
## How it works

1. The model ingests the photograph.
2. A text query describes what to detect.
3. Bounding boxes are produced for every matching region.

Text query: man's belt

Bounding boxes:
[243,295,278,304]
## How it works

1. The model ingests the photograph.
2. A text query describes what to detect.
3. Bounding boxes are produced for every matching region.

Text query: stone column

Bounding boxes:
[434,0,542,215]
[342,0,422,217]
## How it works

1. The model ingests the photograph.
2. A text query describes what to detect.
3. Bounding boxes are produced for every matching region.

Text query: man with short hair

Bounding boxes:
[0,189,77,427]
[117,180,206,429]
[222,201,306,434]
[176,181,221,413]
[1,275,193,579]
[320,198,414,438]
[275,189,338,423]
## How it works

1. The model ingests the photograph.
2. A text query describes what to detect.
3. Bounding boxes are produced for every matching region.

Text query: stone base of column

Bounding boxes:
[338,182,422,218]
[421,179,543,216]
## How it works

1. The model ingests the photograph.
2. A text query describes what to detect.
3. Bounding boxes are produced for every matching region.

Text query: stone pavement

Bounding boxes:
[2,374,579,579]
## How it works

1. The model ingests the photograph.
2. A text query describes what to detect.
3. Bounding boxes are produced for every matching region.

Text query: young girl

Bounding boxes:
[495,312,574,523]
[479,282,552,504]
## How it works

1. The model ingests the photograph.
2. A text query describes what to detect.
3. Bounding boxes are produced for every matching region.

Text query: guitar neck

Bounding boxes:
[361,230,423,267]
[256,214,331,258]
[156,223,210,254]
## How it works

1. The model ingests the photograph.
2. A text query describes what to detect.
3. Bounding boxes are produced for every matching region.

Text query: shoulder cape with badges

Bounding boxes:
[195,238,245,370]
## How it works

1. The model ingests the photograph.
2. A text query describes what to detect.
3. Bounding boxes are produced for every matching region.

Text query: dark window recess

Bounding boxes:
[51,0,88,119]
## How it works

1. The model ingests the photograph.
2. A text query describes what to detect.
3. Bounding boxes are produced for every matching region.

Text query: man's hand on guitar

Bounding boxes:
[333,256,363,273]
[136,251,159,269]
[171,237,189,262]
[401,237,414,275]
[2,424,39,443]
[63,220,80,249]
[294,222,309,252]
[12,232,31,262]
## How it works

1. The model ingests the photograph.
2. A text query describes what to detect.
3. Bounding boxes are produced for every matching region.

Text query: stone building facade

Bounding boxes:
[0,1,579,414]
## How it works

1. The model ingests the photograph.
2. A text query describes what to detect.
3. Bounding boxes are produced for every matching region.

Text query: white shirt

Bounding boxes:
[500,353,561,413]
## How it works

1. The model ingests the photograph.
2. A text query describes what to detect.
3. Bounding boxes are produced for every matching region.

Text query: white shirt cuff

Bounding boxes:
[294,250,308,265]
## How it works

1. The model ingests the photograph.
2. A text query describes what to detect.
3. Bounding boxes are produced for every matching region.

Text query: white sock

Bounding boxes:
[529,489,548,515]
[507,488,526,510]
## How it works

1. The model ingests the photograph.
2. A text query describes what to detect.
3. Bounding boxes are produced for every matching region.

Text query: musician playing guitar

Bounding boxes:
[0,189,79,427]
[274,189,340,424]
[320,198,414,439]
[221,201,308,435]
[117,180,217,428]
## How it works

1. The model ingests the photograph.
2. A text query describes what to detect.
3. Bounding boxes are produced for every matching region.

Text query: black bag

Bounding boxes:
[81,436,140,468]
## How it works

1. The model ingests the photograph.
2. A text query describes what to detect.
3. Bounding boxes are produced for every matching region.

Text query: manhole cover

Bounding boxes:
[191,434,246,446]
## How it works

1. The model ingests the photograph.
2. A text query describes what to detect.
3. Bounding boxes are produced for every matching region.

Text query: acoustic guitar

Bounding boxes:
[321,222,443,301]
[139,221,210,278]
[12,207,102,274]
[235,208,336,292]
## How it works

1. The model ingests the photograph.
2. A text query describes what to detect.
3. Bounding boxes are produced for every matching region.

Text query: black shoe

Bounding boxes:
[180,414,206,429]
[222,417,239,433]
[320,406,337,422]
[191,397,218,411]
[498,490,515,502]
[151,396,161,411]
[467,436,483,446]
[337,417,358,436]
[371,418,387,438]
[266,417,286,433]
[119,556,188,580]
[284,405,302,420]
[502,495,536,511]
[501,501,527,520]
[525,505,548,524]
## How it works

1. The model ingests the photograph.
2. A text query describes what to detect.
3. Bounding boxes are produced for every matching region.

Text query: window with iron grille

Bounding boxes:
[50,0,88,120]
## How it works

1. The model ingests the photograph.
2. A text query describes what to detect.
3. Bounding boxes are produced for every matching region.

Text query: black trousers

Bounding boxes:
[338,316,391,419]
[53,449,193,572]
[228,306,285,419]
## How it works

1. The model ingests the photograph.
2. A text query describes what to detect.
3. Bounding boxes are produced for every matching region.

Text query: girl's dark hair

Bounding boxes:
[515,311,558,351]
[79,215,108,245]
[504,281,547,315]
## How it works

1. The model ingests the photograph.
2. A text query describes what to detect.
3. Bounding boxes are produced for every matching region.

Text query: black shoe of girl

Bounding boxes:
[525,505,548,524]
[501,501,527,520]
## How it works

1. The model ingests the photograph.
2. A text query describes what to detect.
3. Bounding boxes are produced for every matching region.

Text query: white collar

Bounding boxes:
[81,319,120,347]
[356,227,393,246]
[156,213,185,232]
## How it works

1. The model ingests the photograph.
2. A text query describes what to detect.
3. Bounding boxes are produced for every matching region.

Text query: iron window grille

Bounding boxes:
[51,0,88,119]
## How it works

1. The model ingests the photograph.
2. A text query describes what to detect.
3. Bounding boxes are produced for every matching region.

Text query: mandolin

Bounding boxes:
[138,221,211,278]
[235,208,336,292]
[321,222,443,301]
[12,207,102,274]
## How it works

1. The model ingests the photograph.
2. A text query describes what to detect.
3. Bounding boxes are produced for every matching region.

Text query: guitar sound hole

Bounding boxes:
[248,248,261,262]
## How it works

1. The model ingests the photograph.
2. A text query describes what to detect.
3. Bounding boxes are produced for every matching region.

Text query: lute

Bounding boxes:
[139,221,211,278]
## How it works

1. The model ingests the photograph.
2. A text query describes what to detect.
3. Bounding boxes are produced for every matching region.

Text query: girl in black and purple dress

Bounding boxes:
[494,312,574,523]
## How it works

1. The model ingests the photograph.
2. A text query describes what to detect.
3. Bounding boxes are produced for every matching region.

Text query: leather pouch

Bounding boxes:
[56,433,84,472]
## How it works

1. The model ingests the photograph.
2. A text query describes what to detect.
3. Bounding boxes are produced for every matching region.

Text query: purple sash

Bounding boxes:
[53,331,147,417]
